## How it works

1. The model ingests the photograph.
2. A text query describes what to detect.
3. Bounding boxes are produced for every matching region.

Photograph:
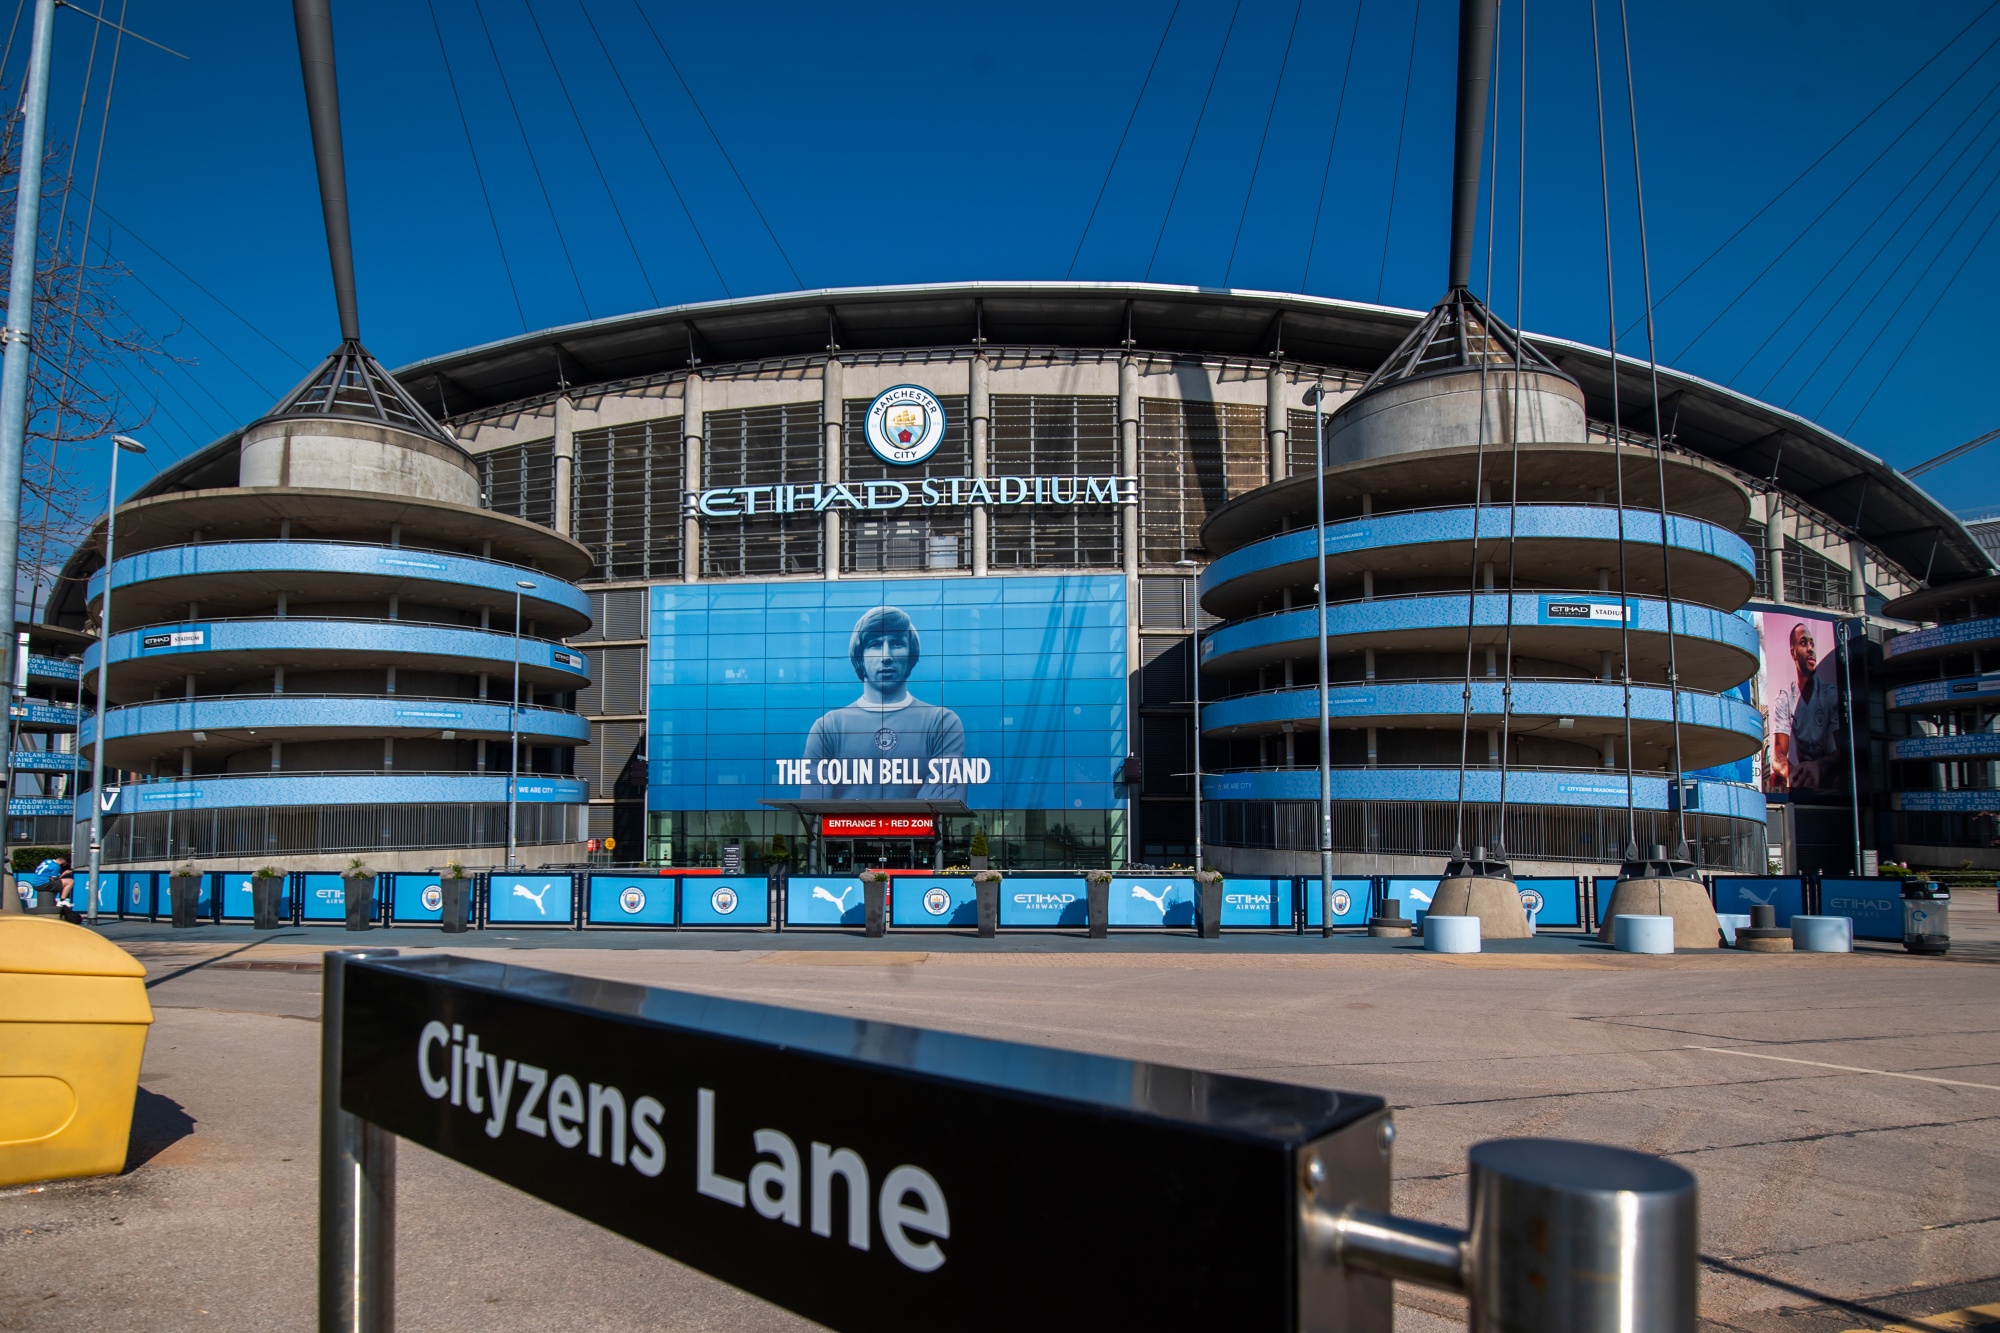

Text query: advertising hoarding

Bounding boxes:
[649,577,1127,815]
[887,876,977,927]
[586,873,677,926]
[1753,609,1854,800]
[487,874,576,926]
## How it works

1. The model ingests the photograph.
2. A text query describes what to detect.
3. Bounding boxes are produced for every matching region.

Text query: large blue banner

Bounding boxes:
[649,576,1127,813]
[1515,877,1581,929]
[1107,876,1195,928]
[785,876,868,927]
[681,876,771,926]
[1221,878,1293,928]
[998,876,1087,927]
[1382,877,1440,925]
[1300,877,1373,929]
[488,874,576,926]
[1712,876,1803,925]
[888,875,977,927]
[298,873,352,922]
[388,872,445,923]
[1816,878,1903,941]
[585,872,678,926]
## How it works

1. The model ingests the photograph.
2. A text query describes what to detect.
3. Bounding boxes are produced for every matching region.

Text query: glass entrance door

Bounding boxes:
[823,838,929,872]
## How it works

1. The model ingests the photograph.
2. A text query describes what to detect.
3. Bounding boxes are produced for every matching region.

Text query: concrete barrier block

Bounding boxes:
[1614,914,1675,954]
[1424,915,1480,953]
[1791,915,1853,953]
[1716,913,1751,946]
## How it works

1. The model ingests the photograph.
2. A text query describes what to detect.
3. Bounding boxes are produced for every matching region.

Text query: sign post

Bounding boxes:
[321,951,1698,1332]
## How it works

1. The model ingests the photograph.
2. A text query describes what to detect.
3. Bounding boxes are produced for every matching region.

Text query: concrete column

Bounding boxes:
[553,394,576,538]
[1848,537,1868,614]
[1266,363,1288,483]
[1765,495,1784,602]
[1364,648,1376,680]
[970,355,990,578]
[1120,358,1140,577]
[270,740,282,771]
[823,359,843,580]
[1366,727,1378,768]
[682,374,703,584]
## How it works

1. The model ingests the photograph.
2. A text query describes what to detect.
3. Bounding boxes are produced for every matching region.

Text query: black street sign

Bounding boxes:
[340,955,1388,1332]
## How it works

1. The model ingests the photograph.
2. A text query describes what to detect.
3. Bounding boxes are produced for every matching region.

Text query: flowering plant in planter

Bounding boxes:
[343,857,373,880]
[253,865,283,879]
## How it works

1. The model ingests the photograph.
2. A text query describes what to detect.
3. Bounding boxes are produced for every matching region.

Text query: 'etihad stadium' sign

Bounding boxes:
[686,475,1137,518]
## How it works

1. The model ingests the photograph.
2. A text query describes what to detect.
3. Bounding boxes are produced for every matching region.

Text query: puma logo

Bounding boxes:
[1130,884,1172,914]
[513,883,551,915]
[813,885,858,910]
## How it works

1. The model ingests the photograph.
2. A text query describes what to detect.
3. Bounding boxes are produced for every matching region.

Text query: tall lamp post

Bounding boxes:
[1301,383,1335,937]
[85,433,147,924]
[1175,558,1203,871]
[507,579,534,869]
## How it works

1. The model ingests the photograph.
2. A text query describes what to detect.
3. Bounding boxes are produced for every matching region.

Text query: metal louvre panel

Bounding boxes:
[842,394,969,571]
[701,403,824,577]
[1288,409,1323,476]
[597,645,645,716]
[1140,576,1190,629]
[1140,399,1264,565]
[581,587,648,642]
[587,803,616,838]
[574,417,682,581]
[480,439,557,529]
[987,395,1120,568]
[589,719,645,792]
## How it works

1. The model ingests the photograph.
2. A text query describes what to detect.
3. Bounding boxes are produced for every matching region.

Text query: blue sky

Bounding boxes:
[22,0,2000,518]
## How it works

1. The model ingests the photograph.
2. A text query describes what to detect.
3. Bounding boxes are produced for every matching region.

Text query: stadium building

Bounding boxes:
[42,280,1991,876]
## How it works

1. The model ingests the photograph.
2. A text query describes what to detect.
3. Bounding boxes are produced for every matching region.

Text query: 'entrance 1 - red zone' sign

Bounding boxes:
[820,815,936,838]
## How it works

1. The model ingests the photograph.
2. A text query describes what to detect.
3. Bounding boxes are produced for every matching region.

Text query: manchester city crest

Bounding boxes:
[619,886,647,914]
[863,385,946,466]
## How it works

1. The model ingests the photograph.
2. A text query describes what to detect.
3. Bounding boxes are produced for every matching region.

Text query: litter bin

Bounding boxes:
[1902,881,1950,956]
[0,917,153,1186]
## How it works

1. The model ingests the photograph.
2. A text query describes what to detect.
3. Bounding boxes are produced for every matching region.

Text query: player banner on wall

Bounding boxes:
[647,577,1127,814]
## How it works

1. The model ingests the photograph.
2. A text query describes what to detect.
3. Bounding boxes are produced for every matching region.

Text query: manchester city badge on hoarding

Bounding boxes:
[864,385,946,466]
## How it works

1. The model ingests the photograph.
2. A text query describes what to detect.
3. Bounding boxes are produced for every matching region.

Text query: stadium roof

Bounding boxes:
[132,281,1991,585]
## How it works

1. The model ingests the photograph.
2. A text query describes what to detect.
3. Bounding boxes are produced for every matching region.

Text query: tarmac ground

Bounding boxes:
[3,907,1999,1331]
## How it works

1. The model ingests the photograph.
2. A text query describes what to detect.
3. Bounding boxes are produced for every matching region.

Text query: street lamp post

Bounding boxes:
[507,579,534,869]
[85,433,147,924]
[1302,384,1335,938]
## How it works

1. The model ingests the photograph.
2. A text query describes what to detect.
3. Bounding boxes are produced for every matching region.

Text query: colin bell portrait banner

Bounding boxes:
[647,577,1128,814]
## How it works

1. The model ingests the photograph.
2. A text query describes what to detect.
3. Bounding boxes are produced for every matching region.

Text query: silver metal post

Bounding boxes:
[86,435,144,924]
[508,580,532,869]
[1308,1136,1698,1332]
[0,0,56,720]
[1841,615,1863,874]
[1306,384,1335,936]
[320,947,399,1332]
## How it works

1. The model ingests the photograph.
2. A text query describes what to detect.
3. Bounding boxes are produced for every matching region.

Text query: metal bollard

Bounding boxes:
[1306,1136,1698,1332]
[320,948,401,1333]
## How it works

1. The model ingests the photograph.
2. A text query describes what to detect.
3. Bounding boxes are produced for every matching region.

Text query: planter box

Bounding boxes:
[252,879,285,930]
[439,878,472,933]
[343,878,376,931]
[1087,880,1109,938]
[169,876,202,929]
[974,879,999,937]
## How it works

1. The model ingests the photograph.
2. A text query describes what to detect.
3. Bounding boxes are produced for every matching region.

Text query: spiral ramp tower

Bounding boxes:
[1881,573,2000,871]
[74,351,594,870]
[1195,294,1766,898]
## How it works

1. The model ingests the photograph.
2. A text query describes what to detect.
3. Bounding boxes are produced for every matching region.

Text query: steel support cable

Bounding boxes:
[1624,0,2000,340]
[519,0,659,307]
[468,0,593,317]
[76,198,307,369]
[1495,0,1526,859]
[1373,0,1424,302]
[0,0,26,88]
[574,0,728,297]
[1842,186,2000,432]
[1451,7,1505,857]
[1223,0,1302,286]
[98,249,280,397]
[1145,0,1244,281]
[1590,0,1638,854]
[46,0,106,271]
[1802,153,2000,419]
[1302,0,1365,289]
[425,0,527,331]
[626,0,802,289]
[1067,0,1182,280]
[1671,25,2000,365]
[1619,0,1689,855]
[1739,88,2000,395]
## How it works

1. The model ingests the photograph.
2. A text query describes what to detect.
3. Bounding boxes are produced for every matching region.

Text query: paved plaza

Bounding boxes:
[3,912,1998,1331]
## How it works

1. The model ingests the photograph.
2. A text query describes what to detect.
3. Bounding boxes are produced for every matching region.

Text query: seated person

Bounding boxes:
[15,854,68,912]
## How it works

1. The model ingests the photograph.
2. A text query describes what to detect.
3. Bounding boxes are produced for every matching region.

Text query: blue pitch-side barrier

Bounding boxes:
[1813,878,1902,941]
[1710,876,1805,926]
